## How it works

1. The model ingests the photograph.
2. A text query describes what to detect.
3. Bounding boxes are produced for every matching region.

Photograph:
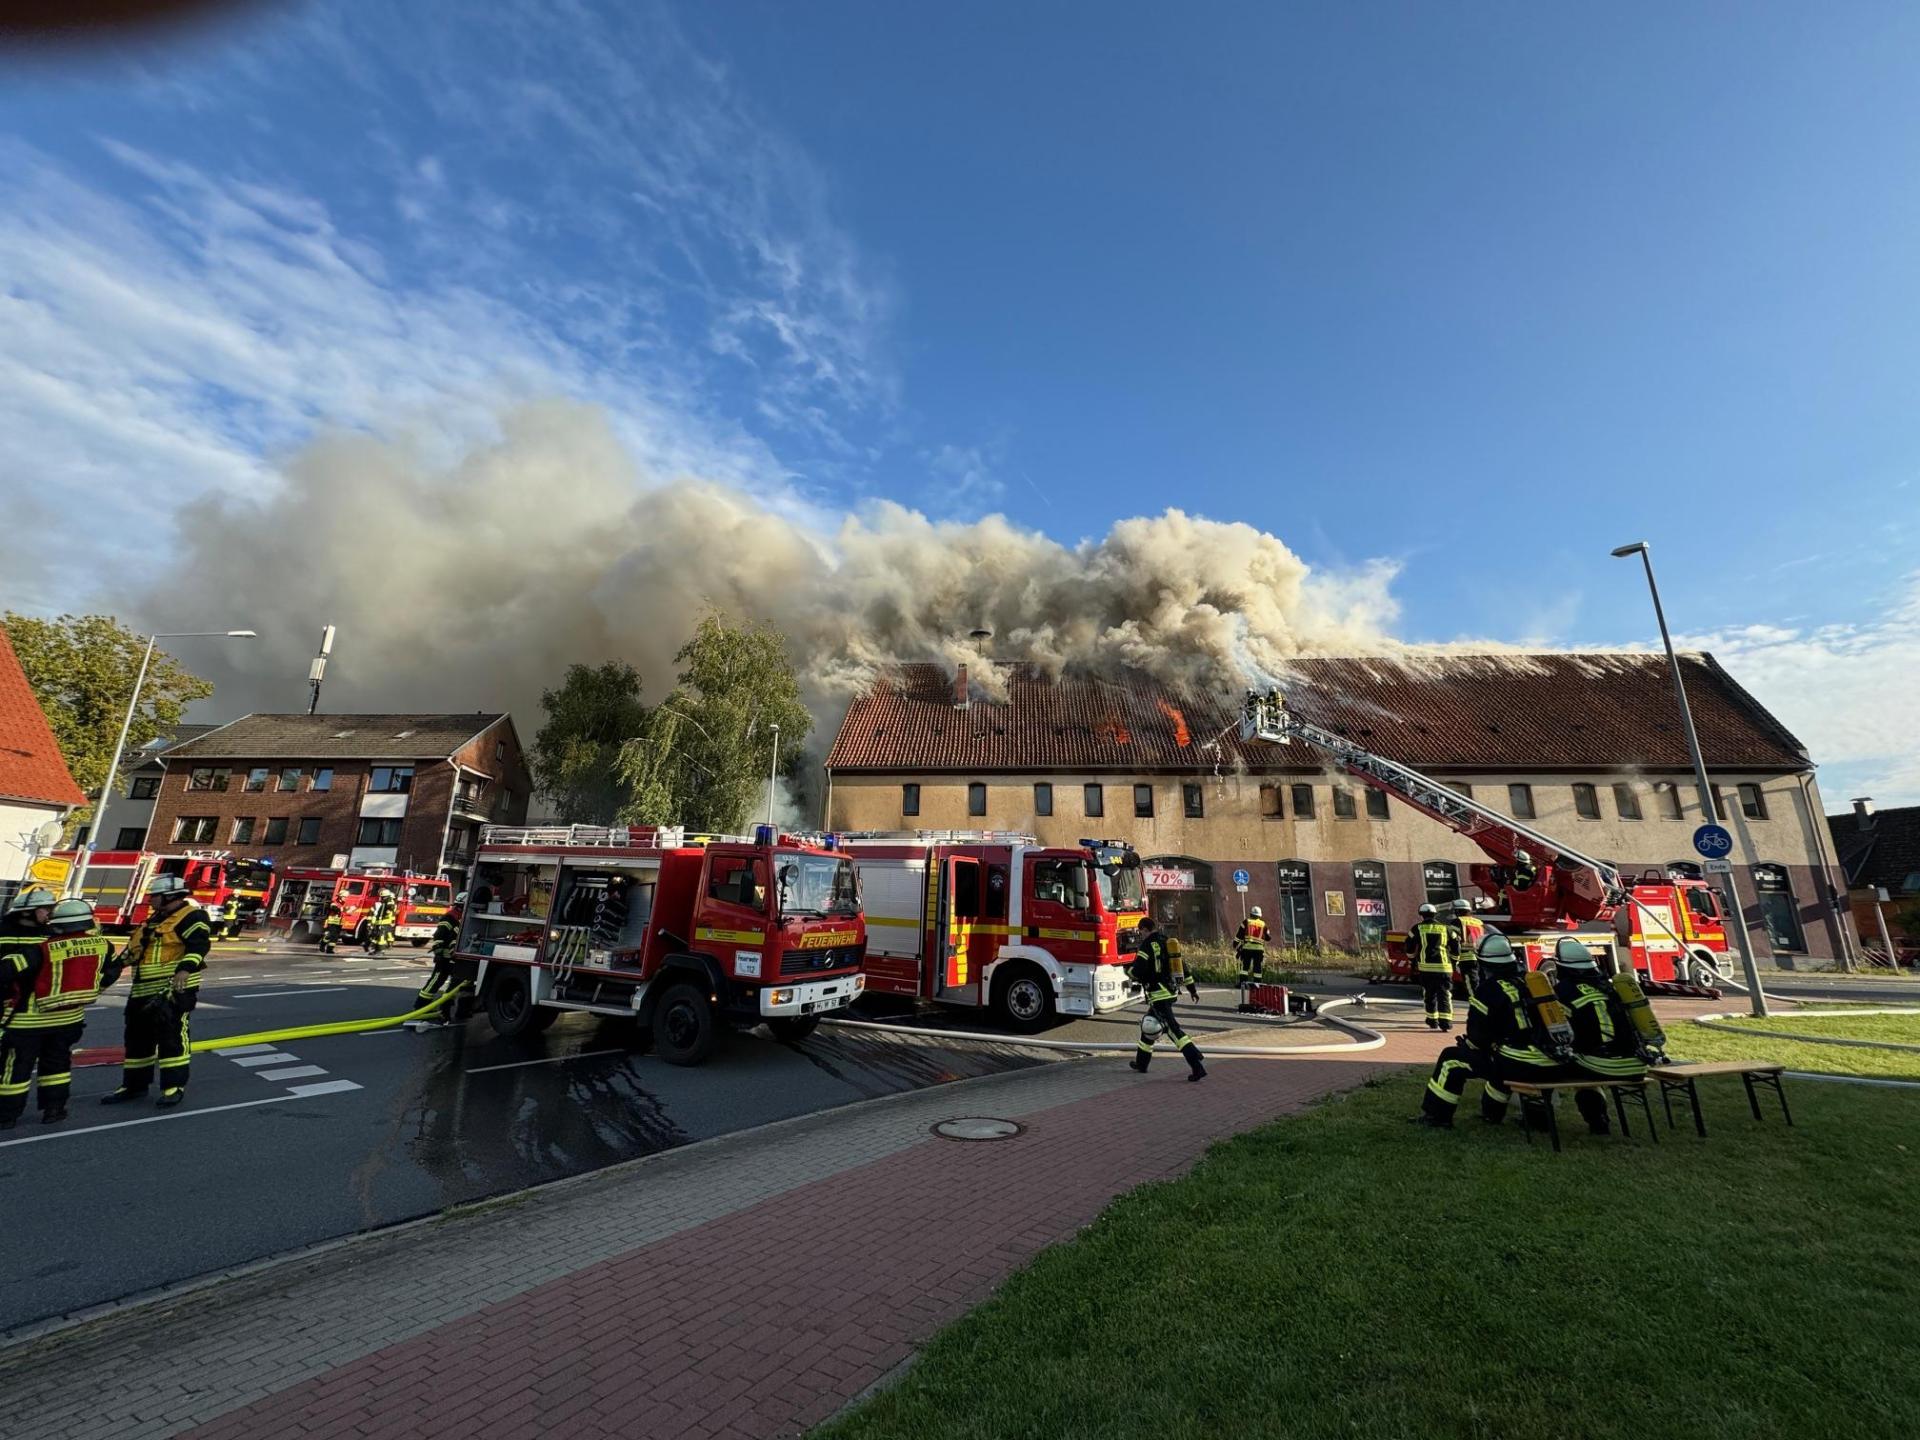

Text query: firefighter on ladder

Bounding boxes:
[1412,903,1459,1031]
[101,876,210,1108]
[1234,906,1269,985]
[1496,849,1540,909]
[1128,917,1206,1081]
[1,898,114,1128]
[1553,938,1649,1135]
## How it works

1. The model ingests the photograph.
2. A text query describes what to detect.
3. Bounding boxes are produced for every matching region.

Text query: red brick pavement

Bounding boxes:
[180,1035,1426,1440]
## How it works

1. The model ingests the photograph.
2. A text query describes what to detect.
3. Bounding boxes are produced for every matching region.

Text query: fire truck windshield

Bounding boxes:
[405,881,449,904]
[1094,856,1145,913]
[775,853,859,919]
[229,860,274,892]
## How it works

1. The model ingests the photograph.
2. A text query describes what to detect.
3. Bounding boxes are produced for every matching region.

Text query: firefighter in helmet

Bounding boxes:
[1,898,114,1127]
[364,888,397,954]
[1553,938,1649,1135]
[1234,905,1269,985]
[102,875,210,1108]
[1127,916,1206,1081]
[1451,899,1487,992]
[1498,849,1540,910]
[320,895,345,954]
[1418,933,1542,1126]
[0,885,56,941]
[2,889,68,1126]
[416,900,466,1023]
[1411,903,1460,1031]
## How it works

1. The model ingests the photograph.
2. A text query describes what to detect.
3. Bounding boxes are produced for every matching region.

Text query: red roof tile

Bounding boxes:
[0,625,86,809]
[823,653,1810,775]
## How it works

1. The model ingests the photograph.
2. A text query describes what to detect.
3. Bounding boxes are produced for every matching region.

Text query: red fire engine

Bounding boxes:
[451,823,866,1065]
[266,867,455,947]
[1240,690,1737,992]
[60,849,240,932]
[837,831,1149,1032]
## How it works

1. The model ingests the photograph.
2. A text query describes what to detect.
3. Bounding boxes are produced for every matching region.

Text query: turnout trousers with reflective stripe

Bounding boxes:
[121,995,194,1093]
[1479,1052,1588,1126]
[1136,993,1206,1076]
[1419,972,1454,1027]
[1237,945,1265,980]
[1,1018,84,1121]
[1421,1041,1494,1124]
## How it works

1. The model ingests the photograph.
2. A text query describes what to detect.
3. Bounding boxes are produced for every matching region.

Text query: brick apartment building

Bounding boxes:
[823,654,1857,963]
[150,713,532,888]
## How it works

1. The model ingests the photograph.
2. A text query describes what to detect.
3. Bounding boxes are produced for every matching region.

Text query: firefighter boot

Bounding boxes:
[41,1103,68,1125]
[156,1087,186,1109]
[100,1087,147,1105]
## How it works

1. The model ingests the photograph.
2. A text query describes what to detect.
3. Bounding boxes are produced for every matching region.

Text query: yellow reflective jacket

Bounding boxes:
[127,905,212,999]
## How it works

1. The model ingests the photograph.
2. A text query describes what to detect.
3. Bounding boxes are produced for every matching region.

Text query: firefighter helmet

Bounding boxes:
[8,886,57,913]
[1418,903,1437,917]
[1553,937,1598,970]
[1453,899,1473,913]
[1249,906,1262,919]
[1515,849,1532,864]
[1140,1013,1164,1039]
[380,887,395,899]
[1475,933,1520,970]
[146,876,191,902]
[48,898,95,934]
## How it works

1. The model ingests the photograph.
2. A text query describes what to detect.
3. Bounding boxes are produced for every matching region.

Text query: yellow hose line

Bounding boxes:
[188,984,468,1053]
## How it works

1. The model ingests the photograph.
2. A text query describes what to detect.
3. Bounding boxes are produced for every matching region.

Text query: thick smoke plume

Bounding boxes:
[131,401,1406,740]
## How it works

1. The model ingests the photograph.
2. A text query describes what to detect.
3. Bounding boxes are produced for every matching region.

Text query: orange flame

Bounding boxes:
[1100,717,1132,745]
[1156,699,1191,747]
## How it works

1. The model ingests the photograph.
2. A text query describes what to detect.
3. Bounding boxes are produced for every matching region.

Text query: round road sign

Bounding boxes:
[1231,868,1251,888]
[1692,824,1733,859]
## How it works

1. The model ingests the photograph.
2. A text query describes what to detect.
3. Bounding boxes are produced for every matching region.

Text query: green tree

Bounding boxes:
[530,661,649,824]
[4,614,214,817]
[617,616,811,833]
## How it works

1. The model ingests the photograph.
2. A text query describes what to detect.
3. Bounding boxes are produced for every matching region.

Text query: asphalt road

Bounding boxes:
[0,940,1052,1335]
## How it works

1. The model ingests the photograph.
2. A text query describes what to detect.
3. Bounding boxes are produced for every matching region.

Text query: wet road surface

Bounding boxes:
[0,942,1053,1334]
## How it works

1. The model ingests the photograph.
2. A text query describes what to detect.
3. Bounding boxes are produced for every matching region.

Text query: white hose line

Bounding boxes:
[1779,1071,1920,1090]
[827,995,1406,1057]
[1690,1010,1920,1054]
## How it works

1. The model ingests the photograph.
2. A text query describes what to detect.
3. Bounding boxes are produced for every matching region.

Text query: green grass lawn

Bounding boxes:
[818,1073,1920,1440]
[1669,1012,1920,1081]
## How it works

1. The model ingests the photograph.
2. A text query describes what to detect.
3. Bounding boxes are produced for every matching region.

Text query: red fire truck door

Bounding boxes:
[936,856,989,1003]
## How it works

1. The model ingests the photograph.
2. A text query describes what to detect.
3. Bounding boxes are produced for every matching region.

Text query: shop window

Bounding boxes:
[1738,783,1768,821]
[1572,783,1600,819]
[264,817,290,845]
[1083,784,1104,818]
[1183,783,1204,819]
[1133,784,1155,819]
[1291,784,1315,819]
[901,783,920,817]
[1275,860,1316,947]
[968,782,987,817]
[1034,782,1053,817]
[129,776,160,800]
[1364,789,1390,820]
[1352,860,1390,946]
[1145,856,1217,943]
[1332,788,1357,820]
[297,817,322,845]
[1508,783,1536,819]
[1613,783,1642,820]
[1753,864,1804,951]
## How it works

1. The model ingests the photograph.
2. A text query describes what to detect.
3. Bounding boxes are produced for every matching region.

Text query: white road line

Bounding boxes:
[0,1095,298,1147]
[213,1043,278,1056]
[287,1079,362,1097]
[228,1052,301,1068]
[257,1064,329,1081]
[466,1048,628,1074]
[231,987,349,999]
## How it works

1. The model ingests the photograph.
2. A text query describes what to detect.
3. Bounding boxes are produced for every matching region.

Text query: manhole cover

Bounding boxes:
[931,1116,1025,1141]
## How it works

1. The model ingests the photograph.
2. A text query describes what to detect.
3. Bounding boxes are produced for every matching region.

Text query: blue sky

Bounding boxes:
[1,2,1916,799]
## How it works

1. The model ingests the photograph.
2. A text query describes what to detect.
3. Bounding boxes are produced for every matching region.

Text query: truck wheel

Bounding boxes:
[992,964,1056,1034]
[653,982,718,1066]
[1688,951,1724,987]
[767,1016,820,1043]
[485,970,539,1038]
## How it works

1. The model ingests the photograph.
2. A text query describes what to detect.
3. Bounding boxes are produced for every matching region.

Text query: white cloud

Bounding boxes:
[1678,572,1920,806]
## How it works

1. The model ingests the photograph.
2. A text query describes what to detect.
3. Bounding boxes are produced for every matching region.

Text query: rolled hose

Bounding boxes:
[826,994,1416,1057]
[186,983,468,1053]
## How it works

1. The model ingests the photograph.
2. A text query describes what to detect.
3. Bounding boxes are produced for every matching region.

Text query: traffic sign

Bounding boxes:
[1692,824,1733,859]
[27,855,71,888]
[1703,859,1733,875]
[1231,868,1250,888]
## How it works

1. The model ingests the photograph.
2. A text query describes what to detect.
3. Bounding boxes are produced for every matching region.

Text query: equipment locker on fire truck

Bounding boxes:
[839,831,1148,1032]
[450,824,866,1065]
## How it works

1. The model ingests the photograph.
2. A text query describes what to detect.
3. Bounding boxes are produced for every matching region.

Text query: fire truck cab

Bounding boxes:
[839,832,1148,1033]
[60,849,236,932]
[268,867,455,946]
[453,824,866,1066]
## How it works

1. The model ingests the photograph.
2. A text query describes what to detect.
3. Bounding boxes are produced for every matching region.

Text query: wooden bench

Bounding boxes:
[1504,1078,1655,1153]
[1649,1062,1792,1139]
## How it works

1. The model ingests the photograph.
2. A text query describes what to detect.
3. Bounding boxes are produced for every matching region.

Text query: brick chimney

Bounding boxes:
[1853,797,1875,831]
[953,663,970,710]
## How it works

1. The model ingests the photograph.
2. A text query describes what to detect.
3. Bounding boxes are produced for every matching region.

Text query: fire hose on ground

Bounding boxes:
[73,985,469,1067]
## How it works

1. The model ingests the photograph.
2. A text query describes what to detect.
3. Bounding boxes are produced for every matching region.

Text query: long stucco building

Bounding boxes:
[822,654,1855,963]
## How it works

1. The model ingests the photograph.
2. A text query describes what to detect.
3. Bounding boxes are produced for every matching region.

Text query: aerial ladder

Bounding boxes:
[1239,689,1728,994]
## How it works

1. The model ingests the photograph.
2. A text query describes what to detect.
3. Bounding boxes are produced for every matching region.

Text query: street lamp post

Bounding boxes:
[1611,542,1767,1017]
[67,629,256,900]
